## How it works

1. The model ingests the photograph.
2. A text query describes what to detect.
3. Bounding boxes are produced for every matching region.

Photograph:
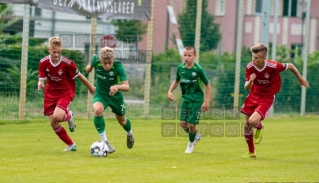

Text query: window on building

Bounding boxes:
[290,44,302,59]
[215,0,225,16]
[283,0,298,17]
[255,0,263,14]
[35,7,41,17]
[268,42,273,57]
[86,16,102,21]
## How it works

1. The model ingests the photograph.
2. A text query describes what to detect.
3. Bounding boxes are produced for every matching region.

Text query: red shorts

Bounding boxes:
[241,94,275,120]
[43,95,72,116]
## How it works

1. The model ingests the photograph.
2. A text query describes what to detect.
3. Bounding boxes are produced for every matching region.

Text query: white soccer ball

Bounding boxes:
[90,141,109,157]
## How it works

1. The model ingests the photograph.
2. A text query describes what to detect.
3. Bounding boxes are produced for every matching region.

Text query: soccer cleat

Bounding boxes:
[184,141,195,153]
[242,151,256,158]
[68,111,76,132]
[64,143,77,151]
[105,141,116,153]
[126,134,134,149]
[194,133,202,145]
[254,125,264,144]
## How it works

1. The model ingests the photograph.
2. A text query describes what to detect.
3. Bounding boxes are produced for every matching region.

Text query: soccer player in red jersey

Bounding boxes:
[38,37,95,151]
[241,43,309,158]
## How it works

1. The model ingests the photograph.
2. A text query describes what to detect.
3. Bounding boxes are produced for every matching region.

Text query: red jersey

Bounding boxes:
[38,56,80,99]
[245,60,288,96]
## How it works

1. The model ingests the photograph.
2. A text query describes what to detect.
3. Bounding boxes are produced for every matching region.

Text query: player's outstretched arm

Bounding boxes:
[201,83,211,112]
[78,73,95,95]
[287,63,310,88]
[168,80,180,101]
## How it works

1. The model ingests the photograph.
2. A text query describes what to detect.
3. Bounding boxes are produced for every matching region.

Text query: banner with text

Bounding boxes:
[0,0,151,20]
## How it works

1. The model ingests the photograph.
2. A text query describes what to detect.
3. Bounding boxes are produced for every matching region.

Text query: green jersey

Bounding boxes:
[91,54,127,99]
[176,63,209,102]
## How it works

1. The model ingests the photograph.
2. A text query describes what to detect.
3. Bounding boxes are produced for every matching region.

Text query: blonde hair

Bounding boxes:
[99,46,115,61]
[48,37,62,48]
[250,43,267,57]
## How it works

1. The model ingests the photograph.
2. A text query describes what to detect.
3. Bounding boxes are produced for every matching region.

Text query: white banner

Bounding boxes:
[0,0,151,20]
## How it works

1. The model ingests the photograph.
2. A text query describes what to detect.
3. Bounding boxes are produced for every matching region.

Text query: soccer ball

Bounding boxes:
[90,141,109,157]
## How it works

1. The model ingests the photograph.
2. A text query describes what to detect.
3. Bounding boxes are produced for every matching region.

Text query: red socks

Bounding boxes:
[244,125,255,152]
[54,125,73,145]
[63,112,71,122]
[245,133,255,152]
[255,121,263,130]
[244,121,262,153]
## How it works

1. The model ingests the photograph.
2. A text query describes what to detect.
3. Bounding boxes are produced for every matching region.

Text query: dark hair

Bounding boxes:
[250,43,267,57]
[184,46,196,54]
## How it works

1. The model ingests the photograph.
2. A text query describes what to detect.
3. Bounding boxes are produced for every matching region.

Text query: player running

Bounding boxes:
[38,37,95,151]
[241,43,309,158]
[85,46,134,153]
[168,46,211,153]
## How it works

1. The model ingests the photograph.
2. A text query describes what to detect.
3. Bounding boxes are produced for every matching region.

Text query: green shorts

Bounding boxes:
[93,93,126,116]
[179,101,203,124]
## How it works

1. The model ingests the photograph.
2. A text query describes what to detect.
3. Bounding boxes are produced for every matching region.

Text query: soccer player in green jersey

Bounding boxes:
[85,46,134,153]
[168,46,211,153]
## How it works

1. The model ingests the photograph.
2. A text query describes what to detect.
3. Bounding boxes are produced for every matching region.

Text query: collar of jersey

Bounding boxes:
[182,64,196,69]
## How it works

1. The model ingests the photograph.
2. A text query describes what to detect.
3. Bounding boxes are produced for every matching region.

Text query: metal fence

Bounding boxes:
[0,0,317,120]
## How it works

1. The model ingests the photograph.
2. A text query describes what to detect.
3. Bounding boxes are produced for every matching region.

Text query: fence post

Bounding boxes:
[300,0,311,116]
[87,17,97,119]
[233,0,244,110]
[19,4,30,120]
[194,0,202,63]
[143,0,155,118]
[269,0,279,117]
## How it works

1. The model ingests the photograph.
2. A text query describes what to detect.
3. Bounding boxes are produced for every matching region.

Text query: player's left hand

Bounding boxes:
[38,80,45,90]
[201,102,209,112]
[89,86,96,95]
[109,86,118,96]
[298,77,310,88]
[168,92,174,101]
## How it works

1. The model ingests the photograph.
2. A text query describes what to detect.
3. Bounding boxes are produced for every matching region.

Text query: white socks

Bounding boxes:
[99,131,108,142]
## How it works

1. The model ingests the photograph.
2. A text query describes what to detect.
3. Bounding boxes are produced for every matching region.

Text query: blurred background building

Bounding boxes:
[1,0,318,120]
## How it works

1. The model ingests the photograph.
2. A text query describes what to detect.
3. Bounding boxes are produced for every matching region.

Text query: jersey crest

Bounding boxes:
[58,68,63,76]
[264,72,269,79]
[192,72,197,77]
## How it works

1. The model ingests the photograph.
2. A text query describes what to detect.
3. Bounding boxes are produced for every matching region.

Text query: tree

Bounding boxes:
[0,34,87,97]
[111,19,147,45]
[178,0,221,52]
[0,3,19,35]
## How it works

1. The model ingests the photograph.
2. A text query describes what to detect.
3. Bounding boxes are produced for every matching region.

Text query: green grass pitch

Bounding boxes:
[0,116,318,183]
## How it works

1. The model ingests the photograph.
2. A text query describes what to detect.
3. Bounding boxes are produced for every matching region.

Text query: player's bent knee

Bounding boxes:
[118,120,126,126]
[187,124,196,131]
[248,119,258,125]
[94,107,104,116]
[52,113,63,122]
[50,120,60,129]
[180,122,187,128]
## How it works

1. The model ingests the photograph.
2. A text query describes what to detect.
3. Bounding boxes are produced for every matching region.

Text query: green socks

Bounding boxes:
[95,116,131,134]
[183,128,190,134]
[189,131,196,143]
[94,116,105,133]
[123,118,132,132]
